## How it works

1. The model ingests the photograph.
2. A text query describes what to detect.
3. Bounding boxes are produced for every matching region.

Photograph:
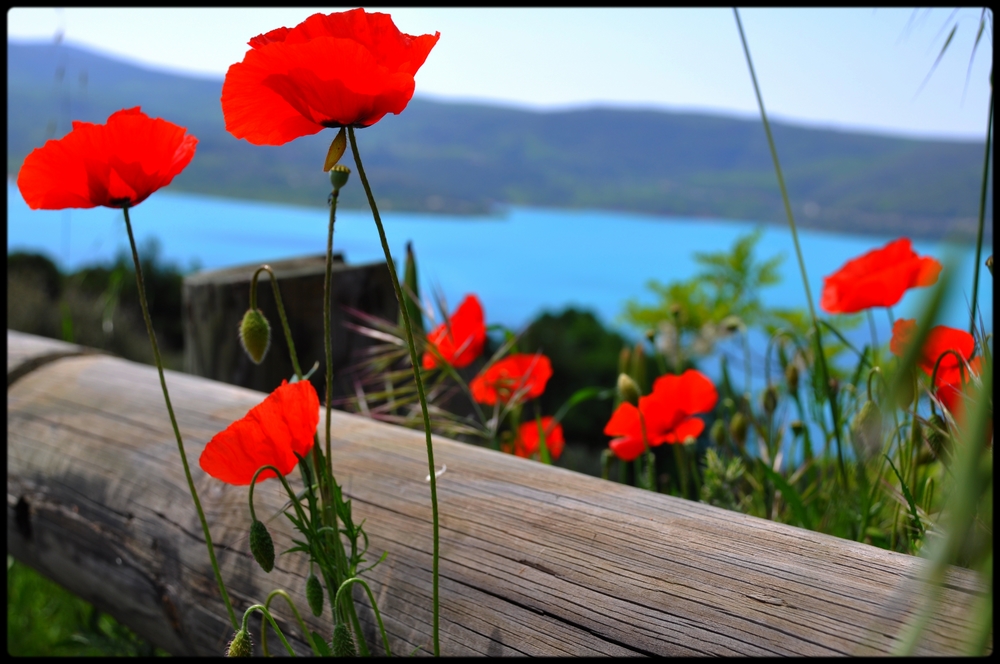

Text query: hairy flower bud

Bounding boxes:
[332,622,357,657]
[249,519,275,573]
[729,412,748,448]
[710,419,726,447]
[227,629,253,657]
[850,400,883,461]
[617,373,641,407]
[239,308,271,364]
[785,363,800,394]
[306,572,324,617]
[927,414,951,461]
[895,366,915,410]
[762,386,779,415]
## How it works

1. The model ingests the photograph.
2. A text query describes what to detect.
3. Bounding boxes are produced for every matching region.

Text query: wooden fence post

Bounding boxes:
[182,254,396,399]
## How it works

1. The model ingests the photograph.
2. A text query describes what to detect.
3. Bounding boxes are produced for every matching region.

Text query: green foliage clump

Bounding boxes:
[6,556,168,656]
[519,308,626,448]
[7,245,186,369]
[622,227,807,347]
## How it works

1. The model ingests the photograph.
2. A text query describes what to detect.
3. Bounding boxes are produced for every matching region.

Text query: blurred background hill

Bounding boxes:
[7,40,992,241]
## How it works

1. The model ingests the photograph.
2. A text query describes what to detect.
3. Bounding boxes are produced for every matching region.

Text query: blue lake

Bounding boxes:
[7,179,993,377]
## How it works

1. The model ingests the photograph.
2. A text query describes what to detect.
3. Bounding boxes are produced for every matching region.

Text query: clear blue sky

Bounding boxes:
[6,7,993,140]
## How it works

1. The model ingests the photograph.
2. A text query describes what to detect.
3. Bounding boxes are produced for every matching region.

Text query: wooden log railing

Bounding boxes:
[6,329,987,656]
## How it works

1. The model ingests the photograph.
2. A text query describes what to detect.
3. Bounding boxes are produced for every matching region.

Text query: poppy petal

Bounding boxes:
[609,436,646,462]
[820,238,941,314]
[423,294,486,369]
[199,380,319,485]
[223,9,439,144]
[470,353,552,406]
[17,107,196,210]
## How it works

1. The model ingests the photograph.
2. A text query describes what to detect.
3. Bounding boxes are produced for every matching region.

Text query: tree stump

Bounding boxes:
[182,254,396,402]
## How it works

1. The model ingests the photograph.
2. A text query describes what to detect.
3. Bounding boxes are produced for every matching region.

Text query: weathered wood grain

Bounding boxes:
[6,330,987,656]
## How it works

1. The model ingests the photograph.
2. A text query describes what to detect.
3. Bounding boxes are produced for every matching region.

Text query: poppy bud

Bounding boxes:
[329,164,351,192]
[850,400,883,461]
[306,572,324,617]
[785,363,800,394]
[790,420,805,437]
[332,622,357,657]
[729,413,748,448]
[239,308,271,365]
[617,373,641,407]
[720,315,745,335]
[249,519,275,573]
[762,386,779,415]
[927,414,951,460]
[227,629,253,657]
[895,366,915,410]
[710,419,726,447]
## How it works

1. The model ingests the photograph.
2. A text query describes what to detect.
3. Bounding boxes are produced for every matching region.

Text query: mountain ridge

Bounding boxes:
[7,40,992,241]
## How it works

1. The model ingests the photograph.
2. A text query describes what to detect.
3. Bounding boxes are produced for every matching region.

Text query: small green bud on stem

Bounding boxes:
[239,308,272,364]
[616,373,642,407]
[785,362,799,394]
[227,628,253,657]
[329,164,351,192]
[710,419,726,447]
[306,572,324,617]
[332,622,357,657]
[249,519,275,573]
[762,385,778,415]
[729,412,748,448]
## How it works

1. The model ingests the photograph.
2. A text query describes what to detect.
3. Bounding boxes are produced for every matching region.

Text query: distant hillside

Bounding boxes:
[8,41,992,241]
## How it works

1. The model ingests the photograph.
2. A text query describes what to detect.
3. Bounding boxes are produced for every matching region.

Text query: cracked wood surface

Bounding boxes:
[6,330,987,655]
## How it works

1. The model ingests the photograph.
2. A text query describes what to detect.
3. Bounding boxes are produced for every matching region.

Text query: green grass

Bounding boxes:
[7,556,169,656]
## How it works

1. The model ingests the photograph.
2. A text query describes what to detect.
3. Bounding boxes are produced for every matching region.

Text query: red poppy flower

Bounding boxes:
[515,417,565,460]
[604,369,718,461]
[16,107,197,210]
[820,238,941,314]
[222,9,440,145]
[422,295,487,370]
[934,356,983,421]
[889,319,976,379]
[470,353,553,406]
[199,380,319,485]
[890,318,984,422]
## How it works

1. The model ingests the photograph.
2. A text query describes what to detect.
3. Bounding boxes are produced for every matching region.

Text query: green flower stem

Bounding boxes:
[242,604,296,656]
[426,345,489,426]
[262,589,322,657]
[637,410,658,492]
[324,190,338,475]
[733,8,846,483]
[335,577,393,657]
[320,187,342,615]
[249,464,351,651]
[867,309,880,368]
[969,86,993,335]
[122,206,237,630]
[250,267,329,512]
[251,265,303,380]
[349,126,441,657]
